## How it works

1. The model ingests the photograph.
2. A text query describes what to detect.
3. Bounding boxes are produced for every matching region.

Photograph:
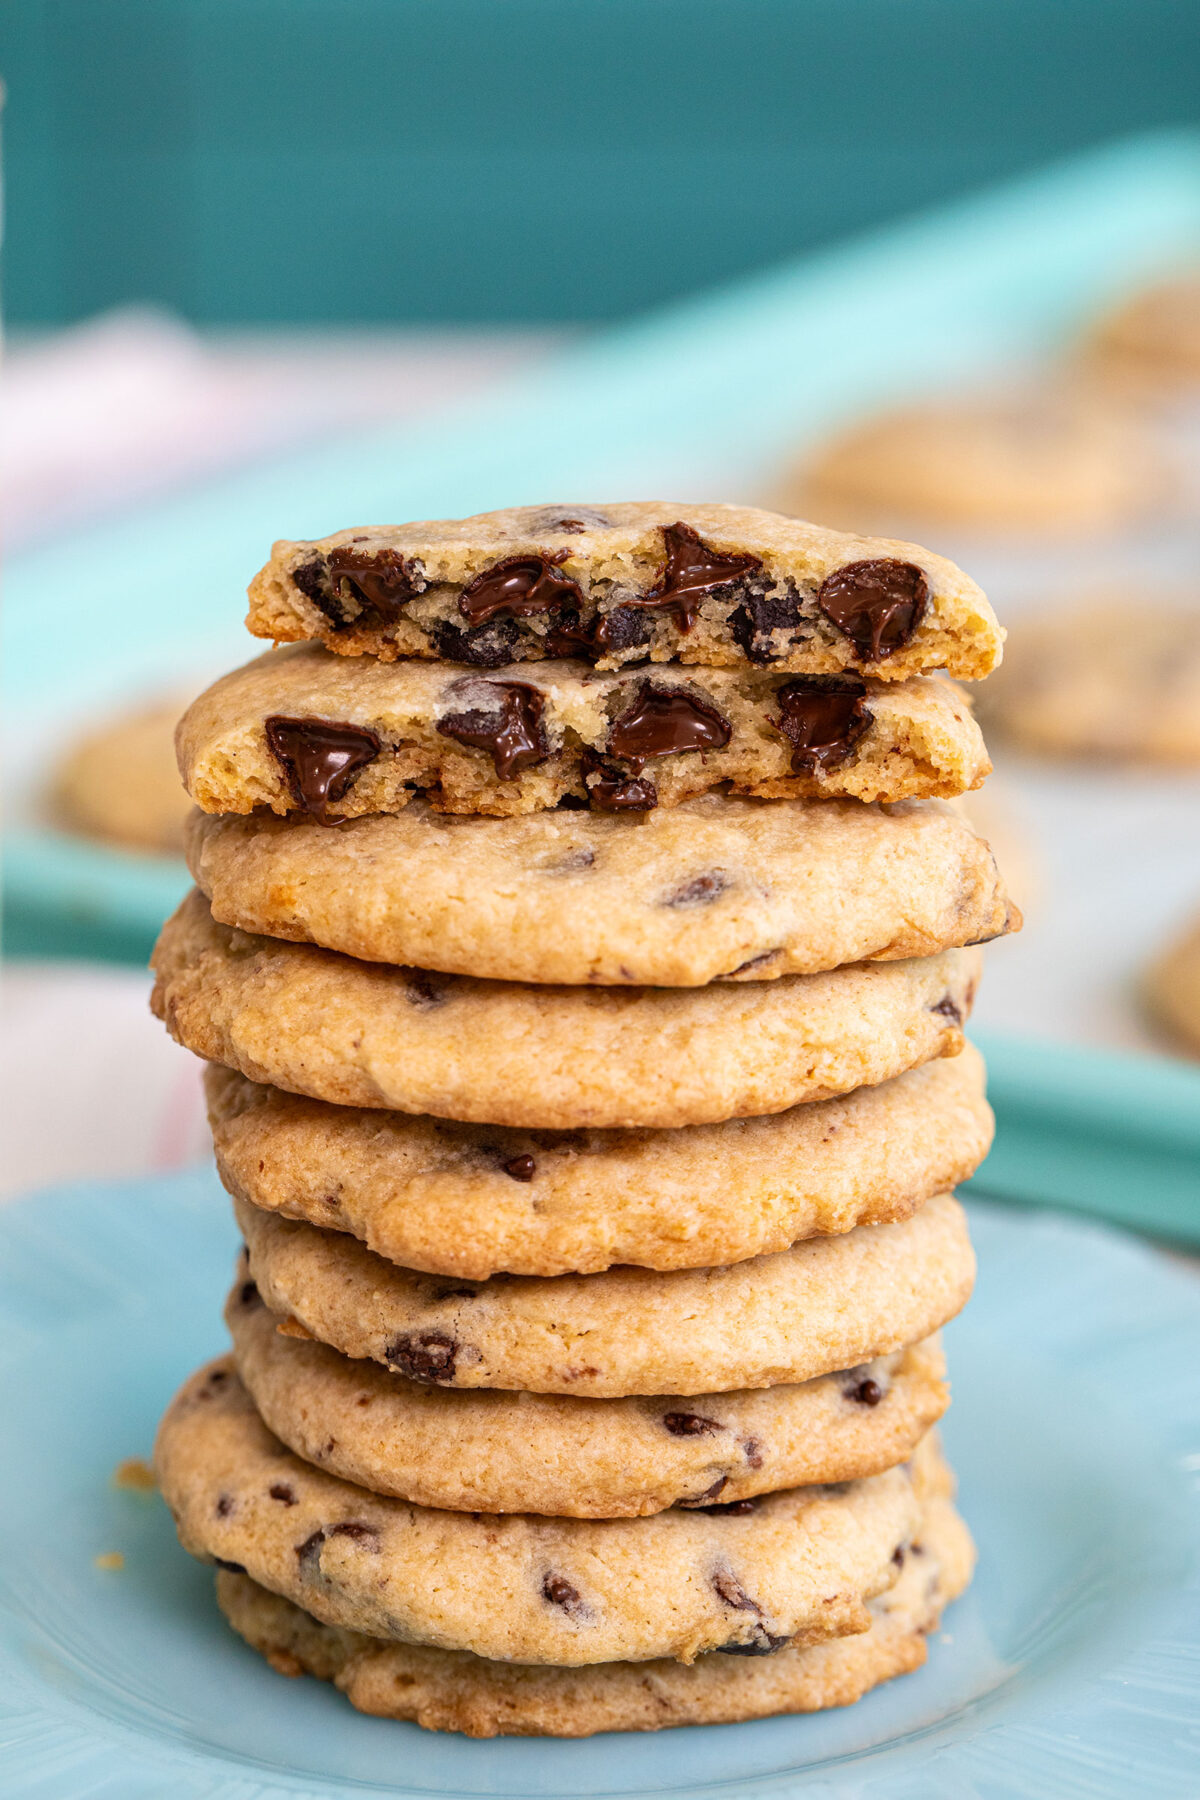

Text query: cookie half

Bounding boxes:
[151,892,980,1129]
[245,501,1002,680]
[179,648,991,819]
[234,1190,974,1398]
[206,1047,992,1278]
[215,1483,973,1734]
[154,1360,927,1666]
[228,1276,948,1516]
[187,795,1015,987]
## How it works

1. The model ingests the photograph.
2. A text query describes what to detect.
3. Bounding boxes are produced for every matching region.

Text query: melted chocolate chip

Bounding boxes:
[728,582,805,664]
[661,871,729,909]
[436,682,549,779]
[503,1154,537,1182]
[460,554,582,625]
[637,523,763,631]
[663,1411,723,1437]
[384,1331,459,1384]
[215,1494,234,1517]
[213,1557,246,1574]
[541,1572,589,1619]
[817,559,928,661]
[773,676,871,771]
[264,716,381,819]
[430,616,520,667]
[269,1483,297,1505]
[592,605,653,655]
[525,507,613,534]
[326,546,421,620]
[844,1377,884,1407]
[931,994,963,1025]
[712,1570,762,1613]
[587,770,658,812]
[541,607,597,659]
[556,793,590,810]
[716,1632,792,1656]
[607,682,732,770]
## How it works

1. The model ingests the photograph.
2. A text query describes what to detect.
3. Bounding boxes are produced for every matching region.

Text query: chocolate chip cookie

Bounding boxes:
[206,1046,991,1278]
[214,1474,972,1734]
[233,1190,974,1398]
[151,892,981,1128]
[974,598,1200,765]
[245,502,1003,679]
[179,646,991,817]
[154,1359,929,1665]
[228,1275,948,1516]
[187,794,1015,986]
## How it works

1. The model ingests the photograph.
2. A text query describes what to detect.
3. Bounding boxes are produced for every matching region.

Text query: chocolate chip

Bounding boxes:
[684,1489,761,1515]
[892,1546,905,1568]
[215,1494,234,1517]
[729,952,780,976]
[292,558,330,608]
[296,1529,326,1571]
[844,1377,884,1406]
[430,617,520,667]
[269,1483,297,1505]
[542,606,597,659]
[742,1437,764,1470]
[213,1557,246,1574]
[728,582,805,664]
[556,793,591,810]
[773,676,871,771]
[817,559,928,661]
[384,1331,459,1384]
[238,1279,260,1308]
[587,771,658,812]
[525,507,613,534]
[712,1569,762,1613]
[661,871,729,909]
[328,1521,380,1548]
[404,969,447,1009]
[931,994,963,1025]
[607,681,732,770]
[541,1572,589,1620]
[635,523,763,631]
[460,554,582,625]
[326,546,421,620]
[663,1411,723,1437]
[679,1477,729,1508]
[715,1633,792,1656]
[436,681,549,779]
[591,605,653,655]
[264,715,381,819]
[503,1154,537,1182]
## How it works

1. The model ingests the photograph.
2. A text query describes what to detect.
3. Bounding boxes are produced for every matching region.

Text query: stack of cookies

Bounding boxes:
[151,502,1014,1738]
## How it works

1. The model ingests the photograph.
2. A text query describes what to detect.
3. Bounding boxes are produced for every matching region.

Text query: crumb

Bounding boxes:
[94,1551,125,1571]
[113,1456,157,1492]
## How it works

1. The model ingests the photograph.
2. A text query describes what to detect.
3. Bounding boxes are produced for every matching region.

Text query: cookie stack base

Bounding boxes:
[216,1487,973,1738]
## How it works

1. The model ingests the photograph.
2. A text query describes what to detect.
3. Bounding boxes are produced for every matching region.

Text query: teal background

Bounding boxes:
[4,0,1200,325]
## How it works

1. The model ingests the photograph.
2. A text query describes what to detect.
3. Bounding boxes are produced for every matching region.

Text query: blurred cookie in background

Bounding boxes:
[1085,272,1200,396]
[51,697,191,856]
[973,597,1200,766]
[777,390,1164,537]
[1145,914,1200,1058]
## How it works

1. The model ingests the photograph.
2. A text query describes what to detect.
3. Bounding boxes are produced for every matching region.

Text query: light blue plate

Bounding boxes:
[2,1168,1199,1797]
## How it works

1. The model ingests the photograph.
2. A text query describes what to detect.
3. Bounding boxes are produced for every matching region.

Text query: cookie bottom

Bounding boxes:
[216,1492,974,1738]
